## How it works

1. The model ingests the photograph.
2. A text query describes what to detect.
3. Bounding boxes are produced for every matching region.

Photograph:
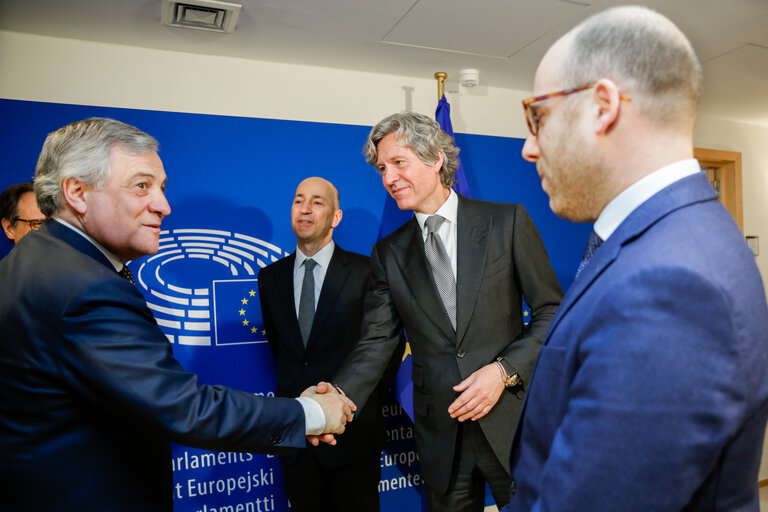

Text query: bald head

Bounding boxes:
[523,6,701,222]
[551,6,702,128]
[291,177,342,256]
[298,177,340,212]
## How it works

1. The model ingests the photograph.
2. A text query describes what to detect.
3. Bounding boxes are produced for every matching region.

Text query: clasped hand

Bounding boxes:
[447,363,505,422]
[301,381,356,446]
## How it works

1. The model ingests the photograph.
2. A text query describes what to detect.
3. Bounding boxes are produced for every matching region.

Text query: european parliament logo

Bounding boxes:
[133,228,288,348]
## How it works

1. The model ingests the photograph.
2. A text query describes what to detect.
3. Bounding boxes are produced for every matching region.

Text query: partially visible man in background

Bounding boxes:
[506,6,768,511]
[1,181,46,245]
[260,176,398,512]
[0,118,354,512]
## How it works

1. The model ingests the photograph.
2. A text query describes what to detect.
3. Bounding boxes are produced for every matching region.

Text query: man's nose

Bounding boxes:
[381,166,398,185]
[521,135,540,163]
[151,191,172,217]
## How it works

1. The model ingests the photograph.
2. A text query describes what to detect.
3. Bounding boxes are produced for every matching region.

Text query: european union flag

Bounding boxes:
[212,279,268,346]
[436,94,472,199]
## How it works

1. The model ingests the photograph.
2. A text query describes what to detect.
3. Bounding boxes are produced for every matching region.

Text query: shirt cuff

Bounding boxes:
[295,396,326,435]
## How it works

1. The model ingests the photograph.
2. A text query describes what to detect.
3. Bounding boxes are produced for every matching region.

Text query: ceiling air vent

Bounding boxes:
[161,0,242,33]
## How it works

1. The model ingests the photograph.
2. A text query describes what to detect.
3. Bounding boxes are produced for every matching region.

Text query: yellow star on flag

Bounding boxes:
[251,327,258,333]
[402,342,411,362]
[249,290,256,297]
[241,298,248,305]
[239,309,246,316]
[242,319,249,326]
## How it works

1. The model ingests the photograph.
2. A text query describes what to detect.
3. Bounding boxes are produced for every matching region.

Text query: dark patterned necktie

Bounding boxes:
[118,264,136,286]
[424,215,456,330]
[298,258,317,345]
[575,230,603,278]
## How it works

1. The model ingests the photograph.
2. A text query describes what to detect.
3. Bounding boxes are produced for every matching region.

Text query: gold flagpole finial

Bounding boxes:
[434,72,447,100]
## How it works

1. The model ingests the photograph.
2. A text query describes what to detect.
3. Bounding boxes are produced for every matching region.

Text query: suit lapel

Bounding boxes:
[307,247,350,351]
[271,253,306,356]
[542,172,718,345]
[44,220,116,271]
[455,196,490,347]
[391,218,456,341]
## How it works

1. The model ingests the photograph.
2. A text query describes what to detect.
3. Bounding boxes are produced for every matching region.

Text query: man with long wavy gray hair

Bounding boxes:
[327,111,563,511]
[506,6,768,511]
[0,117,355,512]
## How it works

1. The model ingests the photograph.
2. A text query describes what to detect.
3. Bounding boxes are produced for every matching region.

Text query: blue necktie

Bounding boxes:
[576,231,603,278]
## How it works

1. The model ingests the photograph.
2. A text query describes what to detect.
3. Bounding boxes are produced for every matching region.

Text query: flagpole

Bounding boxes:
[434,72,447,100]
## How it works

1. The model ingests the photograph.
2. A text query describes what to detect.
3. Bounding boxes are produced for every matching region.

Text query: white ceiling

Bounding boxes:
[1,0,767,126]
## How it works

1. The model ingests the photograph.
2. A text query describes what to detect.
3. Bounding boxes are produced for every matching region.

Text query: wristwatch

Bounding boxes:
[496,357,522,388]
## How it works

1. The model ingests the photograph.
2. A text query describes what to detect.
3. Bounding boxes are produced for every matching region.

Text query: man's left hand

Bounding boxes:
[448,363,505,422]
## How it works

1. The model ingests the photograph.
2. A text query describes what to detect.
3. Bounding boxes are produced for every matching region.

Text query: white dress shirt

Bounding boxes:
[293,241,335,317]
[594,159,701,241]
[415,189,459,279]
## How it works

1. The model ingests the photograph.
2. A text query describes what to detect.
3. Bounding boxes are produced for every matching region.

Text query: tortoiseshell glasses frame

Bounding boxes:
[522,83,631,136]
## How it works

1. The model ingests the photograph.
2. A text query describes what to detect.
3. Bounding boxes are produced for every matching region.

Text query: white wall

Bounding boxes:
[2,29,767,480]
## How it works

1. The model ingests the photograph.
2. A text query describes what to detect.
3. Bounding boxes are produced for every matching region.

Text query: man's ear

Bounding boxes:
[61,177,89,215]
[593,78,622,135]
[433,151,445,175]
[1,217,15,241]
[331,209,343,229]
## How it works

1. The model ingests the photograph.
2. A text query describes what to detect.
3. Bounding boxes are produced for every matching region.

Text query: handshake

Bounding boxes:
[301,382,357,446]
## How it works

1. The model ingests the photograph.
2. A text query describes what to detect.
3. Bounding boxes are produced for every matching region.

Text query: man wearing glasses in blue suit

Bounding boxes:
[506,6,768,511]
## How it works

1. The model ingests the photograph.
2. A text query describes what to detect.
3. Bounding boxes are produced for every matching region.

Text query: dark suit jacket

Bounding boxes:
[506,173,768,511]
[258,245,393,467]
[335,195,563,493]
[0,220,306,512]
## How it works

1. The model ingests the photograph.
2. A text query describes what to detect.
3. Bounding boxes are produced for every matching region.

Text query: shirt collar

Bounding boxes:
[415,188,458,234]
[294,240,335,273]
[594,158,700,241]
[53,217,125,272]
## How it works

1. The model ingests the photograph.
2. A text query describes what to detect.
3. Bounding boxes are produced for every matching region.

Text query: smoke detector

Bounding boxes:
[161,0,242,33]
[458,69,480,88]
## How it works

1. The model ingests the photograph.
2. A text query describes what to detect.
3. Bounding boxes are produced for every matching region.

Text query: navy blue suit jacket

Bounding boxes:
[0,220,306,512]
[506,173,768,511]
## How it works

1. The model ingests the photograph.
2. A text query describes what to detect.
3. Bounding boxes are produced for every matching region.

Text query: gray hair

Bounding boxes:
[363,112,460,188]
[560,6,702,125]
[34,118,158,216]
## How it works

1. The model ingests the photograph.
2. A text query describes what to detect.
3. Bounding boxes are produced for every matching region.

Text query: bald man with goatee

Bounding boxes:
[258,177,399,512]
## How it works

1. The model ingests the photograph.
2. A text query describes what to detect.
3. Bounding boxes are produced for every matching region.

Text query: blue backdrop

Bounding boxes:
[0,98,590,511]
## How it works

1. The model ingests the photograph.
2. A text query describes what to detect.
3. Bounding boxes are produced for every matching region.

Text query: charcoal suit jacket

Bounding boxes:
[258,245,394,468]
[335,194,563,493]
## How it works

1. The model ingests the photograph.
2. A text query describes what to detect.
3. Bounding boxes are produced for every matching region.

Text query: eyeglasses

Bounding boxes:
[13,217,46,230]
[522,83,631,136]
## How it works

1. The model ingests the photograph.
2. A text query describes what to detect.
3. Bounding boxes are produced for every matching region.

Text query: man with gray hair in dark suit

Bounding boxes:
[0,117,355,512]
[325,111,562,511]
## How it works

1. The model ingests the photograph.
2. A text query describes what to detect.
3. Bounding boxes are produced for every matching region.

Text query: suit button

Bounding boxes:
[456,351,466,358]
[268,434,281,445]
[510,479,517,494]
